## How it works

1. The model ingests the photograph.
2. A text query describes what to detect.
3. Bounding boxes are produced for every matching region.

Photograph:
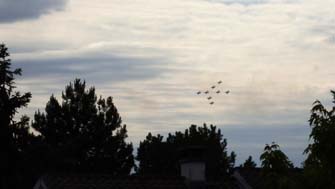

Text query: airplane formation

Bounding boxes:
[196,80,230,105]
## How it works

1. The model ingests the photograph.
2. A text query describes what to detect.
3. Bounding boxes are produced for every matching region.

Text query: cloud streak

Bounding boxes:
[0,0,67,23]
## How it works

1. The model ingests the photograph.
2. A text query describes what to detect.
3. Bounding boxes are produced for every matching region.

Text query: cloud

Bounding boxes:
[16,55,166,84]
[222,123,309,166]
[205,0,300,5]
[206,0,266,5]
[0,0,67,23]
[5,0,335,166]
[13,44,174,129]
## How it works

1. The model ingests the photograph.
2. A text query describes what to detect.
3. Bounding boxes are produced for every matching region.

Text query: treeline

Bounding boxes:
[136,124,236,180]
[1,43,335,189]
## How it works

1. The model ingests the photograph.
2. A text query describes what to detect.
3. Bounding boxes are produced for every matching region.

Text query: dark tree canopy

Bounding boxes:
[303,90,335,188]
[260,142,294,189]
[0,43,33,189]
[32,79,134,175]
[0,43,31,143]
[260,142,293,174]
[136,133,177,175]
[136,124,236,180]
[241,156,257,169]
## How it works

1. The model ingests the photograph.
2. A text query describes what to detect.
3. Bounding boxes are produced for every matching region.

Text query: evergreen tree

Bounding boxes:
[303,90,335,188]
[0,43,32,189]
[136,124,235,180]
[241,156,257,169]
[229,151,237,168]
[136,133,177,175]
[32,79,134,175]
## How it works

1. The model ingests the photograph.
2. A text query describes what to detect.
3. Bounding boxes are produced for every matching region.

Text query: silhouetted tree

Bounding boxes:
[241,156,257,169]
[32,79,134,175]
[260,142,294,189]
[136,133,177,175]
[136,124,235,180]
[228,151,237,172]
[303,90,335,188]
[0,43,33,189]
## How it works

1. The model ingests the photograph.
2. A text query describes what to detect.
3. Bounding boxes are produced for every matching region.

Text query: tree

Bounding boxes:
[135,133,177,175]
[260,142,294,189]
[303,90,335,188]
[229,151,237,172]
[32,79,134,175]
[241,156,257,169]
[260,142,293,175]
[0,43,32,189]
[136,124,236,180]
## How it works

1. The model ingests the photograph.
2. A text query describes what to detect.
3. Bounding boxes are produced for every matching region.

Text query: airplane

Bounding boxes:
[209,102,214,105]
[216,90,220,94]
[207,96,212,100]
[225,90,230,94]
[197,91,201,95]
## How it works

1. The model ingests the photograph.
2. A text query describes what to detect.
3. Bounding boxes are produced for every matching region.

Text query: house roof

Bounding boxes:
[35,174,188,189]
[34,174,239,189]
[234,168,263,189]
[234,167,303,189]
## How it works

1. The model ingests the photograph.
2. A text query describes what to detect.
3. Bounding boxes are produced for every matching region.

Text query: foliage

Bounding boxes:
[136,133,177,175]
[0,43,33,189]
[229,151,237,171]
[259,142,295,189]
[260,142,293,174]
[303,90,335,188]
[32,79,134,175]
[136,124,236,180]
[241,156,257,169]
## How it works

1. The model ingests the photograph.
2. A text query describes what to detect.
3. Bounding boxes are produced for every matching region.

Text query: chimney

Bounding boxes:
[178,146,206,189]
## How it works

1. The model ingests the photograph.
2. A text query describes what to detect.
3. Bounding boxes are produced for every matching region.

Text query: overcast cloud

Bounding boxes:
[206,0,301,5]
[2,0,335,166]
[0,0,67,23]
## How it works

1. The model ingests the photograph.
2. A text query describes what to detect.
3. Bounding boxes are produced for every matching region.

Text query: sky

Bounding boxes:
[1,0,335,166]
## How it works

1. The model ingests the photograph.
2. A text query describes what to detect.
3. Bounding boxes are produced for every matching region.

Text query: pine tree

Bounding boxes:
[32,79,134,175]
[241,156,257,169]
[0,43,32,189]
